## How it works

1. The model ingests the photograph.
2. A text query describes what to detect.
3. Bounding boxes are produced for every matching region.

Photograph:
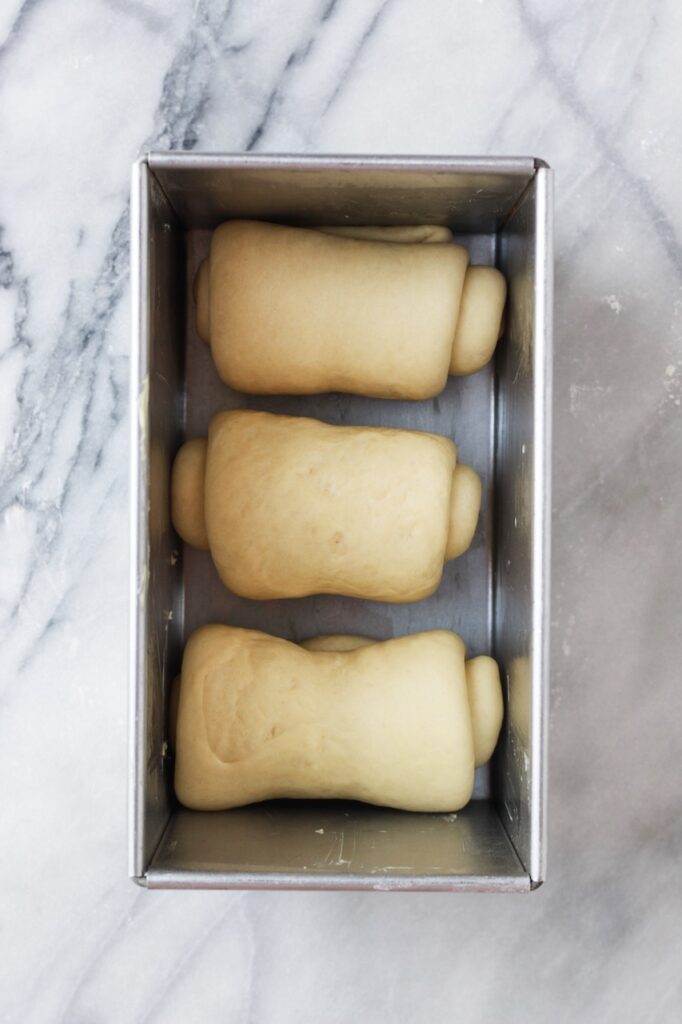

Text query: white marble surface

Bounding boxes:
[1,0,681,1020]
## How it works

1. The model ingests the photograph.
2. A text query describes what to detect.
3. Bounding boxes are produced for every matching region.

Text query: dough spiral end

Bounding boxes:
[171,438,209,550]
[446,463,482,561]
[450,265,507,376]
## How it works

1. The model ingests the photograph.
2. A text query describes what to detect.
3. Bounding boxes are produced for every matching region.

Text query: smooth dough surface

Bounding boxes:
[196,220,504,399]
[301,634,376,652]
[317,224,453,244]
[170,438,209,551]
[301,635,503,767]
[464,656,505,767]
[171,410,481,602]
[446,464,483,561]
[174,625,481,813]
[450,266,507,375]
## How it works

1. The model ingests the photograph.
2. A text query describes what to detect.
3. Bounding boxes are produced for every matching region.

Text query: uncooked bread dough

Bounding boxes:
[174,625,503,812]
[195,220,506,398]
[446,463,483,561]
[450,266,507,375]
[170,438,209,551]
[317,224,454,243]
[301,635,377,652]
[171,410,481,601]
[301,634,503,768]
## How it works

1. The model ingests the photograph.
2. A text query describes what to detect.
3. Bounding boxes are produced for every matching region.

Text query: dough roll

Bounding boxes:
[300,635,503,767]
[171,410,482,602]
[195,220,506,398]
[173,625,503,813]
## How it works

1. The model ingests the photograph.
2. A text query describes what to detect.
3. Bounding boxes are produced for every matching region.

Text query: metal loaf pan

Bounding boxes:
[129,154,553,892]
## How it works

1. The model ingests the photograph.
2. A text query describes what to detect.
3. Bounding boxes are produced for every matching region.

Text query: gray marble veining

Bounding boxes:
[0,0,681,1020]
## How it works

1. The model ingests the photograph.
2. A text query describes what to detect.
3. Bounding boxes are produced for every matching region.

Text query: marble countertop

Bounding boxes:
[1,0,681,1020]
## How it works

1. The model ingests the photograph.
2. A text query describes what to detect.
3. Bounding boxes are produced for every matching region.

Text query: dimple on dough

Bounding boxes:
[301,636,503,768]
[174,625,503,813]
[170,409,481,602]
[195,220,505,398]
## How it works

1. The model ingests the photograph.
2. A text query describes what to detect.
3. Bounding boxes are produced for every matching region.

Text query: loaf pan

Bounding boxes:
[129,154,553,891]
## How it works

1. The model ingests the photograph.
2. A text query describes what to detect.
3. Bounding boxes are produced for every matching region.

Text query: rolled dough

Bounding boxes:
[300,635,503,768]
[174,625,502,813]
[195,220,505,398]
[171,410,481,602]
